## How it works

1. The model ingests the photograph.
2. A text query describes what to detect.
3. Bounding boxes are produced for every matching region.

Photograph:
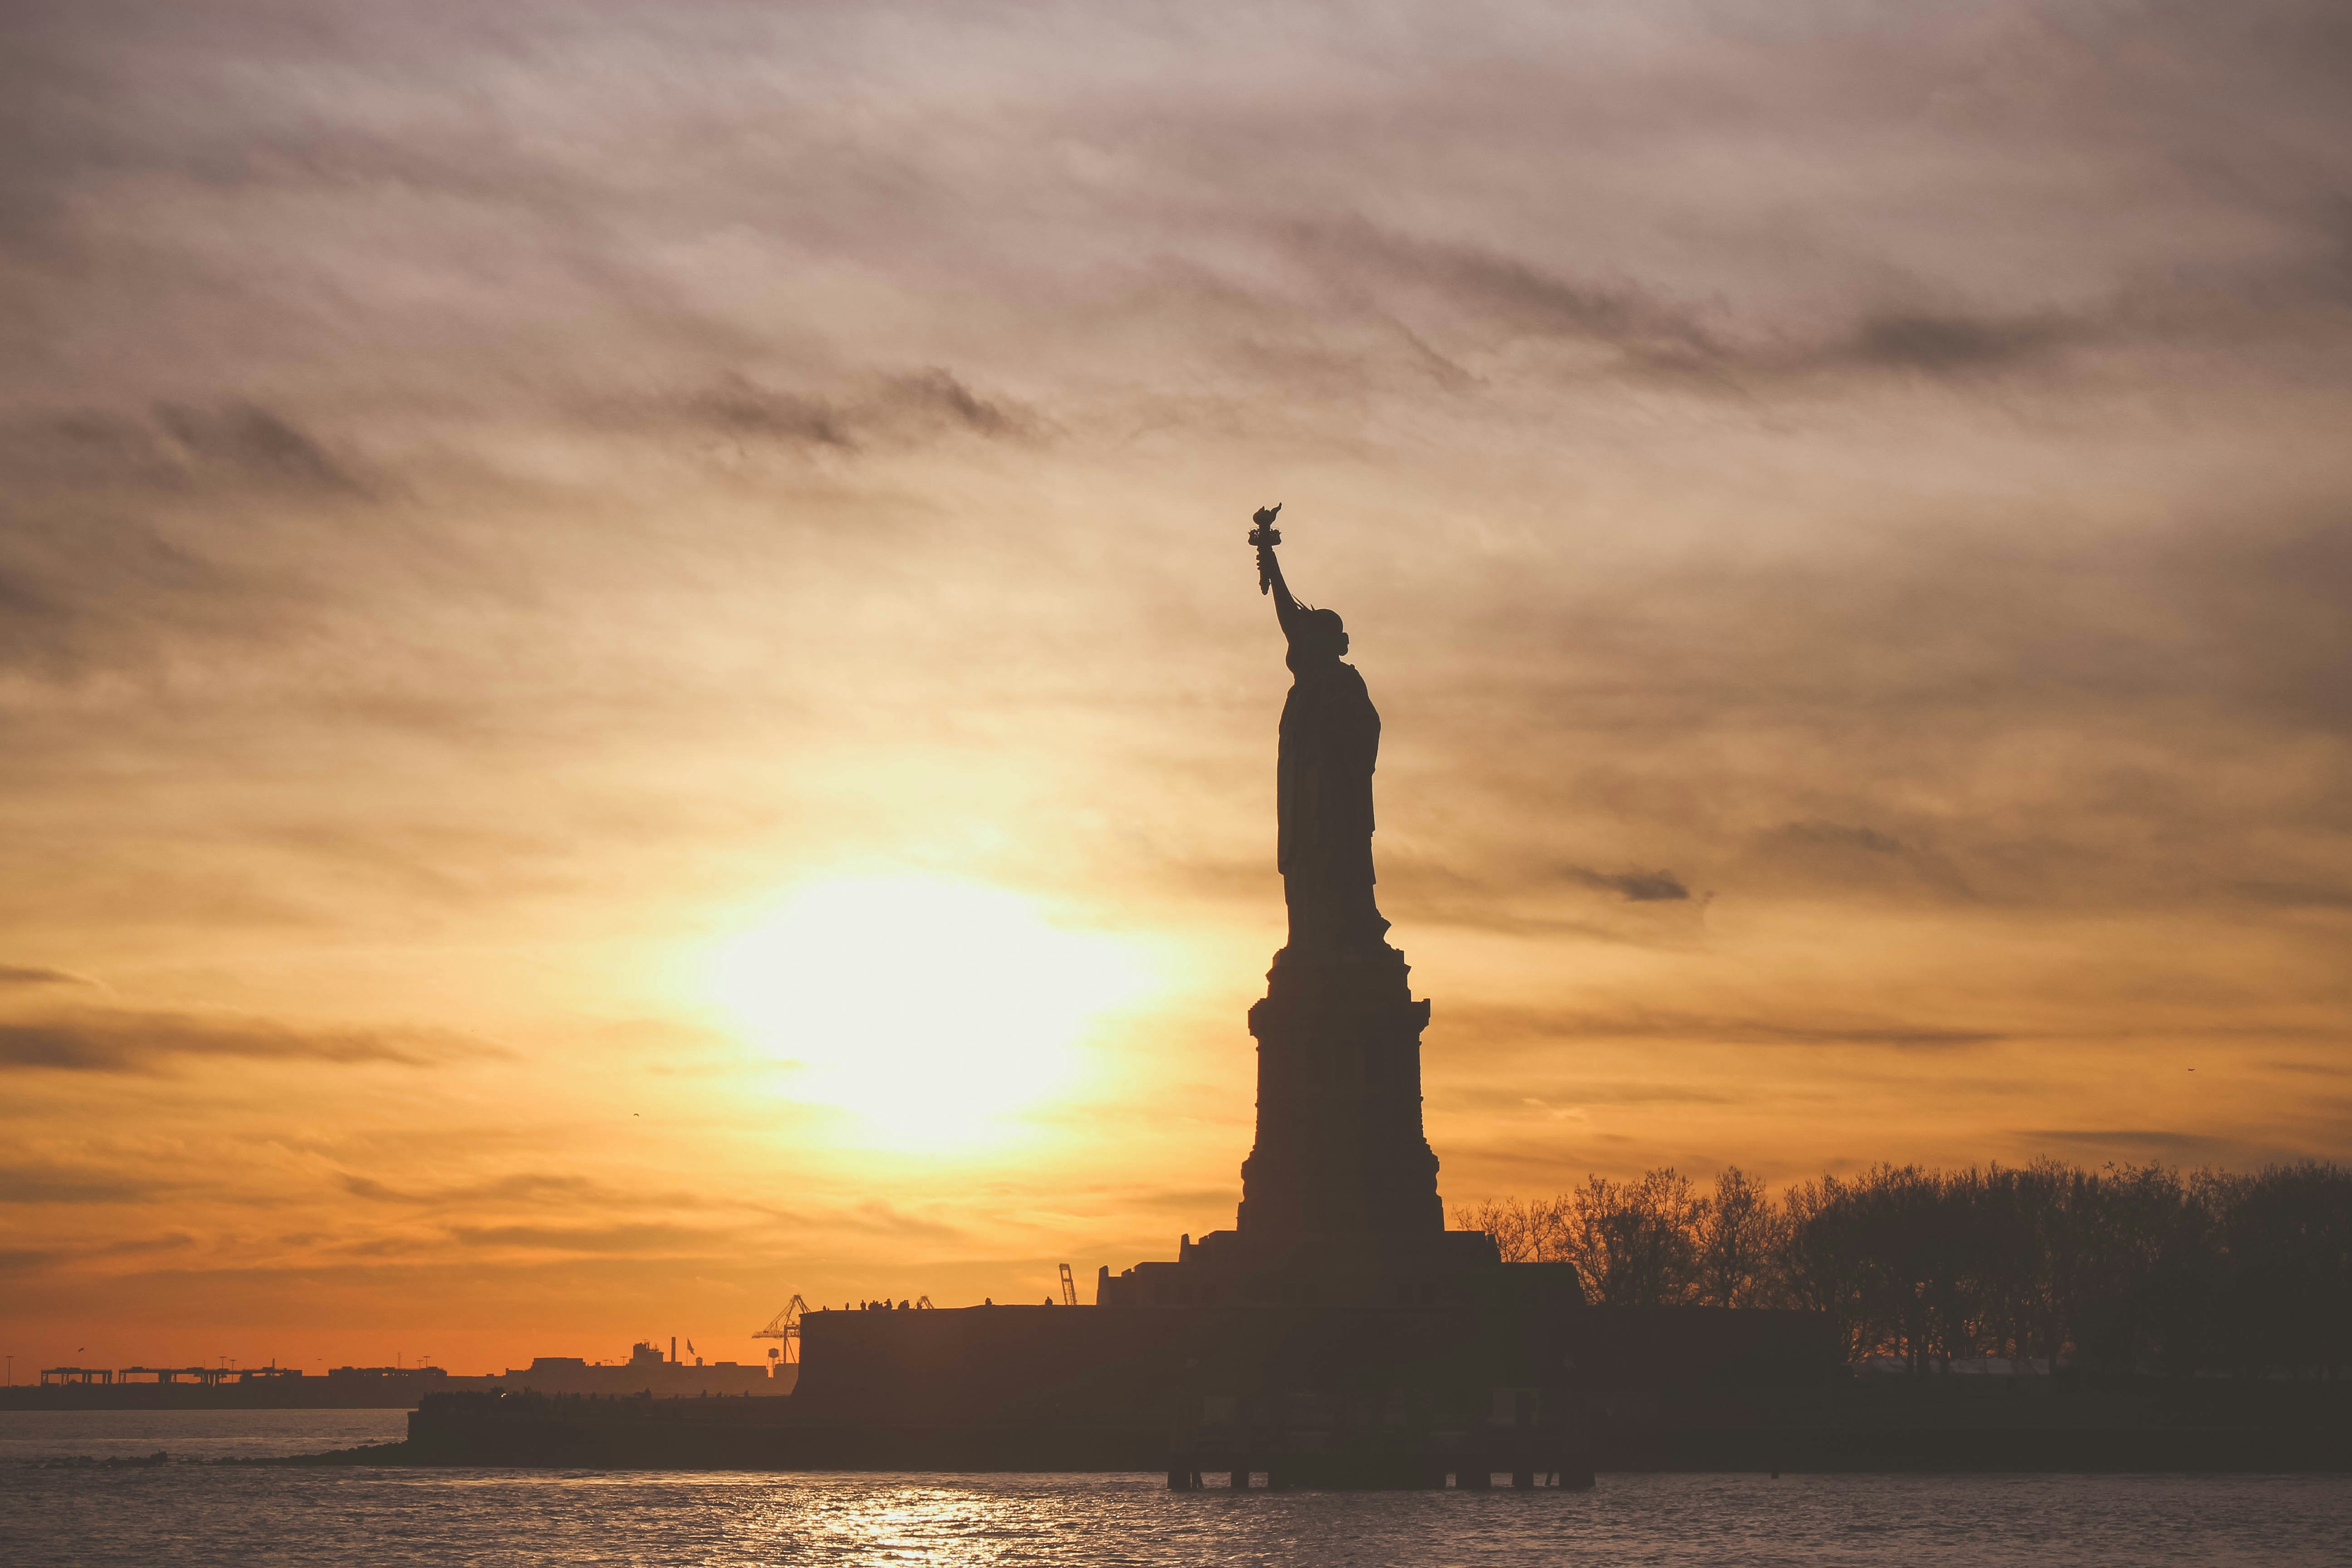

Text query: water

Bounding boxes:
[5,1412,2347,1566]
[0,1407,411,1464]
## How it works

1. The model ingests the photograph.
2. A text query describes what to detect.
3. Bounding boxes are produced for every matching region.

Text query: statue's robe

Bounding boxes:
[1277,656,1389,951]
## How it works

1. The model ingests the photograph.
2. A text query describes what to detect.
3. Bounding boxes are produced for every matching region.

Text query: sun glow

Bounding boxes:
[704,875,1153,1147]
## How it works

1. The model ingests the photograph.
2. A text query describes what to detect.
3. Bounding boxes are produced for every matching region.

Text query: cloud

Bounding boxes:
[0,1011,488,1074]
[1129,1186,1242,1214]
[151,401,365,494]
[1828,311,2078,375]
[338,1171,702,1210]
[91,1231,196,1258]
[1365,859,1697,942]
[1390,902,1665,943]
[0,505,247,678]
[446,1223,735,1254]
[0,965,88,987]
[1780,823,1907,858]
[0,1232,202,1281]
[873,369,1036,439]
[1562,866,1691,902]
[1258,210,2109,392]
[685,377,852,448]
[1305,223,1731,370]
[0,401,368,678]
[2018,1129,2255,1162]
[0,402,361,496]
[0,1162,166,1205]
[1735,821,1980,901]
[1439,1082,1735,1111]
[656,368,1038,454]
[844,1200,964,1243]
[2229,881,2352,911]
[2265,1059,2352,1078]
[1440,1004,2006,1052]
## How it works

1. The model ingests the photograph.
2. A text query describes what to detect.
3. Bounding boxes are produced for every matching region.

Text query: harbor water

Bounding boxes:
[5,1410,2346,1566]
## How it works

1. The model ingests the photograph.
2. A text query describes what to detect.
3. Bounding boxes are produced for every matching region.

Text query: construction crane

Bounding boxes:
[753,1294,808,1364]
[1057,1264,1078,1306]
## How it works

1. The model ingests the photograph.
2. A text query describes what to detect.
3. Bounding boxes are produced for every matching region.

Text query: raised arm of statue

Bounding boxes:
[1262,542,1305,641]
[1249,504,1305,641]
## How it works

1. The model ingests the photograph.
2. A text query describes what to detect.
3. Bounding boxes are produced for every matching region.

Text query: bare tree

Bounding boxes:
[1562,1169,1707,1306]
[1780,1173,1868,1360]
[1453,1197,1534,1263]
[1697,1166,1784,1308]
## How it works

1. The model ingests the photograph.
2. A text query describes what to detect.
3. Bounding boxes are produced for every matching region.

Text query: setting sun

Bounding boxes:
[703,875,1155,1147]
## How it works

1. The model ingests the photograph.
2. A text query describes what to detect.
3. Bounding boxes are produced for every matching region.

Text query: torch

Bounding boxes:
[1248,503,1282,594]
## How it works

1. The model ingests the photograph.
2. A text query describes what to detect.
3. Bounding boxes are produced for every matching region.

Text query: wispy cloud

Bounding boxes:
[0,1012,492,1074]
[447,1223,737,1255]
[1441,1004,2007,1052]
[1562,866,1692,902]
[2016,1129,2263,1164]
[0,1161,168,1205]
[654,368,1039,452]
[338,1171,705,1211]
[0,965,88,988]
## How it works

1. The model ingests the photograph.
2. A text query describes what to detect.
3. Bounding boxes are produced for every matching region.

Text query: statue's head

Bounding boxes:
[1301,607,1348,660]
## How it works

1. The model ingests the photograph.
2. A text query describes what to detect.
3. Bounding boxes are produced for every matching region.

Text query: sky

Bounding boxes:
[3,0,2347,1376]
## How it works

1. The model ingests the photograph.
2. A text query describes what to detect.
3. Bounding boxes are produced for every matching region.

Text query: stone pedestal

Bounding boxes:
[1097,939,1504,1310]
[1237,943,1443,1238]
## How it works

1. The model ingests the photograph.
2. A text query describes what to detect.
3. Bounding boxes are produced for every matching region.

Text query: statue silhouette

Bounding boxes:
[1254,513,1391,955]
[1232,505,1441,1238]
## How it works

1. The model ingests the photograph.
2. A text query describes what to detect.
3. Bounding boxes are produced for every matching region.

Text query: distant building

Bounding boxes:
[457,1343,788,1398]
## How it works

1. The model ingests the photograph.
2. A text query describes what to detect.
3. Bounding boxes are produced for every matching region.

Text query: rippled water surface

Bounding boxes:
[0,1407,411,1463]
[5,1412,2347,1566]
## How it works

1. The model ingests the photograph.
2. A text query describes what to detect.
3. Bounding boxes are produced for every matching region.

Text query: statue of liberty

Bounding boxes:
[1250,506,1391,956]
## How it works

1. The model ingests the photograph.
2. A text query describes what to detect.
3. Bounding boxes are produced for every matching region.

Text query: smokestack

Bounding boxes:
[670,1336,676,1365]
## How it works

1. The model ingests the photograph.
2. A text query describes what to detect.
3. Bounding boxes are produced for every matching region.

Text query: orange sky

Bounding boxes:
[4,0,2348,1376]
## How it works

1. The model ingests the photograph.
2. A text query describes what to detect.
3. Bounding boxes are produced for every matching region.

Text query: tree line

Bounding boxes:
[1454,1160,2350,1379]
